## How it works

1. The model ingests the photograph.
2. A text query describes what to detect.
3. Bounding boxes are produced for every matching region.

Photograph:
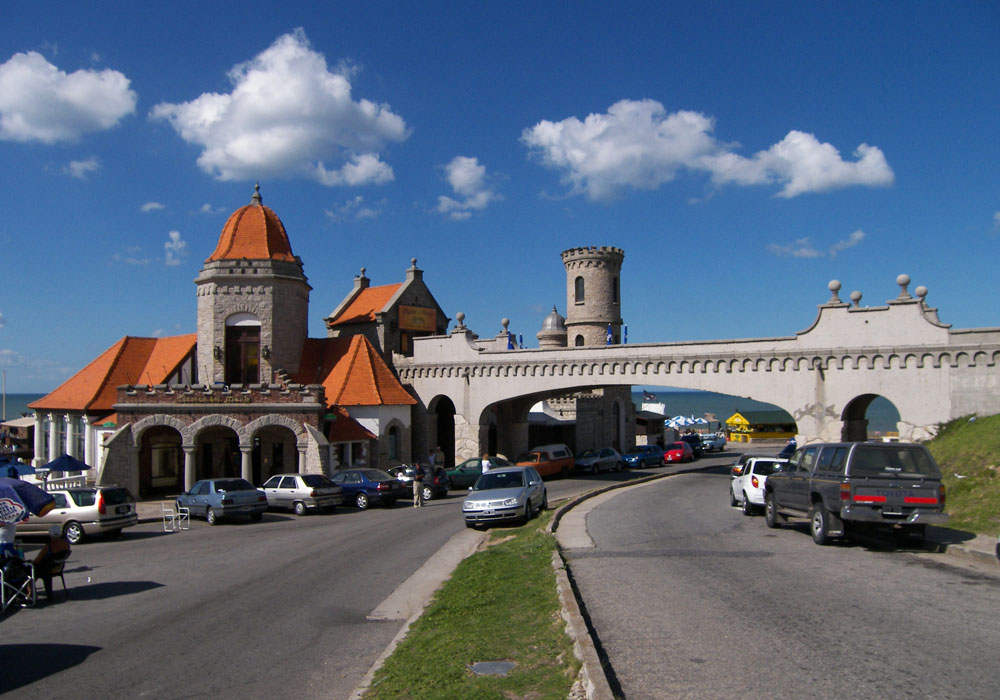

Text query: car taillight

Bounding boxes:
[258,494,267,503]
[309,489,318,497]
[840,483,851,502]
[377,482,388,491]
[97,491,106,515]
[939,483,946,508]
[751,476,759,489]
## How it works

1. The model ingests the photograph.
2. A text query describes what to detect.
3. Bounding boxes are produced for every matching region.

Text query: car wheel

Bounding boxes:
[616,461,623,472]
[541,494,548,511]
[764,493,781,529]
[206,507,219,526]
[741,493,754,516]
[294,501,307,516]
[810,503,831,545]
[591,463,598,475]
[355,493,370,510]
[63,521,84,545]
[729,488,738,507]
[422,485,434,502]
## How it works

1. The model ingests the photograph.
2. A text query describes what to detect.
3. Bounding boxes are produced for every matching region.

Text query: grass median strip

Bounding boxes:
[362,511,580,700]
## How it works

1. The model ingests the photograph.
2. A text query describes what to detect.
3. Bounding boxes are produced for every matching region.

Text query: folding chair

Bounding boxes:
[162,503,190,532]
[45,548,71,600]
[1,559,36,611]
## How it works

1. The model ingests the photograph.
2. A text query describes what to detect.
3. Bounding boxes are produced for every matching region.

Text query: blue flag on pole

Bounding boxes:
[606,324,613,345]
[507,331,514,350]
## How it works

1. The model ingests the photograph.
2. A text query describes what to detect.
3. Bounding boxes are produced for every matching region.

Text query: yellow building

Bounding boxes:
[725,410,796,443]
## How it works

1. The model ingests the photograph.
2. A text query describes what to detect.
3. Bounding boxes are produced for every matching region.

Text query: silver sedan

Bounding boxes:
[462,466,547,529]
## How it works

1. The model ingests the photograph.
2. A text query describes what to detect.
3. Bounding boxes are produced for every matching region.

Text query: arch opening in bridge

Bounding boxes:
[840,394,901,442]
[427,395,456,469]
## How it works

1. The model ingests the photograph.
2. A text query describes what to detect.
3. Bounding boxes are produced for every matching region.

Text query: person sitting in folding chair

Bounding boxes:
[33,525,71,602]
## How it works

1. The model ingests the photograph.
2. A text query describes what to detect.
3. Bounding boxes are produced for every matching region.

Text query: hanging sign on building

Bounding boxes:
[399,305,436,332]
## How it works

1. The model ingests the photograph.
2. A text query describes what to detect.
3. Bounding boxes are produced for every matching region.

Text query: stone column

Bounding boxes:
[33,413,44,466]
[48,413,59,462]
[240,445,253,483]
[65,415,77,459]
[183,445,196,492]
[83,415,93,466]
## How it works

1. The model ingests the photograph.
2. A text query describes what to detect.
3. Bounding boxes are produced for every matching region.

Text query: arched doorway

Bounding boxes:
[429,396,456,469]
[195,425,242,480]
[138,425,183,498]
[251,424,299,484]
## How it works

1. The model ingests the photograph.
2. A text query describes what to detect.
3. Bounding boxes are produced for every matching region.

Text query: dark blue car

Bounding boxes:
[622,444,665,468]
[330,468,409,509]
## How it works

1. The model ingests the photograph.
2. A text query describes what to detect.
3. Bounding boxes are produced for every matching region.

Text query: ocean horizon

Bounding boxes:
[2,393,44,421]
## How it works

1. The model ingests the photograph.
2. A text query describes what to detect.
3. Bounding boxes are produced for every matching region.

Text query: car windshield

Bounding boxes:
[850,445,941,477]
[473,471,525,491]
[515,453,538,463]
[215,479,256,492]
[301,475,333,487]
[578,449,597,458]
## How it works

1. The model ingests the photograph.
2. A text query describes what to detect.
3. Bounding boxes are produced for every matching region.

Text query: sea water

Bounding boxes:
[631,389,900,435]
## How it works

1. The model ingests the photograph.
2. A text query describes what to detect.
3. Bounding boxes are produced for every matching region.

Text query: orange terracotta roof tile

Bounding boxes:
[326,405,376,442]
[293,335,416,408]
[328,284,402,325]
[207,198,296,263]
[29,335,197,413]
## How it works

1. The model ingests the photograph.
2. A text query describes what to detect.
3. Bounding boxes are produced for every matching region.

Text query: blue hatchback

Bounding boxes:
[622,445,665,468]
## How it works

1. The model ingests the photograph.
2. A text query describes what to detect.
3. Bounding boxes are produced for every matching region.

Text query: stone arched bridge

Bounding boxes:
[396,277,1000,462]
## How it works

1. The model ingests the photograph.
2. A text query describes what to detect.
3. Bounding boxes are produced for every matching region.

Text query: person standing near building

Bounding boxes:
[412,463,425,508]
[481,453,491,473]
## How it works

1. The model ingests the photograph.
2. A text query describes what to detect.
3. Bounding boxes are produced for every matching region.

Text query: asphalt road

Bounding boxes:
[564,462,1000,699]
[0,469,638,699]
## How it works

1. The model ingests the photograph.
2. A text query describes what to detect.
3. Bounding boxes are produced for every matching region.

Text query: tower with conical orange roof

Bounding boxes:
[195,184,311,384]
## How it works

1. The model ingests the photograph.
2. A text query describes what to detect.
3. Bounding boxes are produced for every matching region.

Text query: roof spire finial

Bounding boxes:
[251,181,262,206]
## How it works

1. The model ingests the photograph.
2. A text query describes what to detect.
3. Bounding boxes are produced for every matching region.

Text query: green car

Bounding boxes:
[446,456,512,489]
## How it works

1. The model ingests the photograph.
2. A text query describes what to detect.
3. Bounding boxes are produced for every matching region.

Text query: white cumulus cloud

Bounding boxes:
[0,311,5,328]
[768,229,866,258]
[522,99,894,201]
[164,230,187,266]
[140,201,165,212]
[436,156,500,220]
[150,29,409,186]
[0,51,136,143]
[63,157,100,179]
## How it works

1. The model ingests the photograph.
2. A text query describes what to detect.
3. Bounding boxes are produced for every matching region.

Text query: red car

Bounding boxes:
[664,441,695,463]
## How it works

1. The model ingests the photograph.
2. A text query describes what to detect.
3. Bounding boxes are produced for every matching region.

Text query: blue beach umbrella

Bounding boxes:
[0,476,56,524]
[42,454,92,472]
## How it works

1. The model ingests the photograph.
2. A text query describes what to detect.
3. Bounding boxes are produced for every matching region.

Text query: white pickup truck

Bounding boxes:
[700,433,727,452]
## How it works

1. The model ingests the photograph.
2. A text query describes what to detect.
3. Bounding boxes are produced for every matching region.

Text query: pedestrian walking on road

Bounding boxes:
[412,463,425,507]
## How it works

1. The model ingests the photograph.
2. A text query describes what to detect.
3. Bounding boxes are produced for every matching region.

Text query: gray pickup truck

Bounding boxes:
[763,441,948,545]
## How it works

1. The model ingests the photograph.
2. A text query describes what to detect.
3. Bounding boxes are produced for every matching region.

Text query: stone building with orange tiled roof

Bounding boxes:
[29,185,430,498]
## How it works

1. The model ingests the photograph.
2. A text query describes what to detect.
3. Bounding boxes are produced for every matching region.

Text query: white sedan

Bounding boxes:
[730,457,788,515]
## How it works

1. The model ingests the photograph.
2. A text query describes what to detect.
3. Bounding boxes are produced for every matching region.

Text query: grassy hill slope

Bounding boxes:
[925,413,1000,535]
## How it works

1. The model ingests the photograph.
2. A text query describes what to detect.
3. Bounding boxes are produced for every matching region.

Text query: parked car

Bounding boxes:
[777,438,797,459]
[330,468,408,509]
[514,444,575,478]
[664,441,695,463]
[176,478,267,525]
[574,447,624,474]
[729,457,788,515]
[679,434,704,458]
[764,441,949,544]
[462,466,547,529]
[261,473,344,515]
[387,464,451,501]
[622,444,665,469]
[446,456,512,489]
[16,485,137,544]
[700,433,727,452]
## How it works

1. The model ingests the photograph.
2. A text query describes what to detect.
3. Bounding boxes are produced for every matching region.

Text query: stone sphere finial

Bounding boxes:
[501,317,510,330]
[827,279,842,303]
[360,267,366,276]
[455,311,465,329]
[850,290,862,307]
[896,273,912,299]
[411,258,418,267]
[915,285,928,301]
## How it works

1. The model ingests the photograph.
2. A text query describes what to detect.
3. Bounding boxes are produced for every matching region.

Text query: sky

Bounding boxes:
[1,1,998,393]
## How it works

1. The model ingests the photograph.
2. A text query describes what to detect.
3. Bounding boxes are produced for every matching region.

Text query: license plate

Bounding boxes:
[116,505,130,514]
[238,506,252,512]
[482,509,494,516]
[883,507,902,515]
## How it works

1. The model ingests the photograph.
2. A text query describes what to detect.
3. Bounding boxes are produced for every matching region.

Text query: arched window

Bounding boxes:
[225,313,261,385]
[388,426,399,461]
[575,335,585,346]
[574,276,585,303]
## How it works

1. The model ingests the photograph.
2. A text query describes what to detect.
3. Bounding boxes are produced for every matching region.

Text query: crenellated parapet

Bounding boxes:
[114,382,326,410]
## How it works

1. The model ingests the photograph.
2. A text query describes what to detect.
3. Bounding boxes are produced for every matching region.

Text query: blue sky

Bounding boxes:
[1,1,997,393]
